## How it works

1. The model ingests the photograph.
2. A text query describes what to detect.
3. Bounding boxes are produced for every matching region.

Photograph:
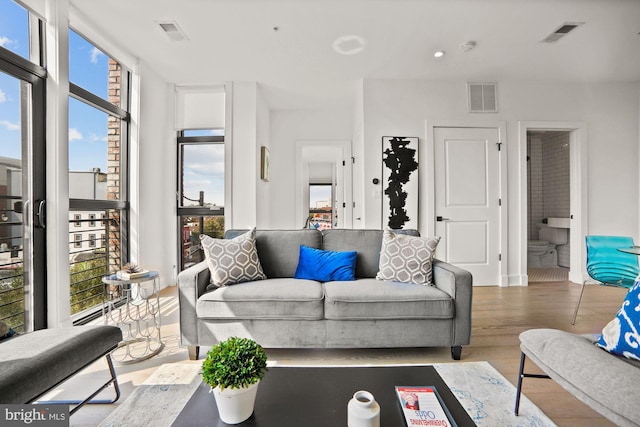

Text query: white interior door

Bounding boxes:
[434,127,501,285]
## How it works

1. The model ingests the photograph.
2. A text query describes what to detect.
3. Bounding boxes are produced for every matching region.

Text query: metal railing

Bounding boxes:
[69,210,122,318]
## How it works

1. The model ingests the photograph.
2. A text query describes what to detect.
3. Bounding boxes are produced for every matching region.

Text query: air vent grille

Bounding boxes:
[542,22,584,43]
[467,82,498,113]
[156,21,189,42]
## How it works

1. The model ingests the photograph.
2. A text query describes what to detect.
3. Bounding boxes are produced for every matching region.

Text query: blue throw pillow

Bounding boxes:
[294,245,357,282]
[597,278,640,361]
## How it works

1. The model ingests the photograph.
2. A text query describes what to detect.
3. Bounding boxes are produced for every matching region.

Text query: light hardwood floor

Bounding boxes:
[65,280,624,426]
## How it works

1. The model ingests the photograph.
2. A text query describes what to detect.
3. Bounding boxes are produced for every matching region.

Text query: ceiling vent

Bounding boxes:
[156,21,189,42]
[467,82,498,113]
[541,22,584,43]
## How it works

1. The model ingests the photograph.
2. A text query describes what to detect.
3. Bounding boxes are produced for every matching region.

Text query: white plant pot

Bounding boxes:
[212,381,260,424]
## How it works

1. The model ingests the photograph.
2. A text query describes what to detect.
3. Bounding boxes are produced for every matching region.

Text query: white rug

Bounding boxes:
[99,361,555,427]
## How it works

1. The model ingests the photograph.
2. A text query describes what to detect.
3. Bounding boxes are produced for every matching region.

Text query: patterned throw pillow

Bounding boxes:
[200,228,266,287]
[597,278,640,361]
[376,229,440,286]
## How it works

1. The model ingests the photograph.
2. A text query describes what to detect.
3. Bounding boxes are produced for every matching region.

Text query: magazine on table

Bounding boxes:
[395,386,458,427]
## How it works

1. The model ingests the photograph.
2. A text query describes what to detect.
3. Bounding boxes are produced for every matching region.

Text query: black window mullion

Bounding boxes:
[69,82,128,119]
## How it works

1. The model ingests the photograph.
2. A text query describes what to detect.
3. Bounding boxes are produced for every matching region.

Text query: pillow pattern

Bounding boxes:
[376,229,440,286]
[294,245,357,282]
[597,278,640,361]
[200,228,266,288]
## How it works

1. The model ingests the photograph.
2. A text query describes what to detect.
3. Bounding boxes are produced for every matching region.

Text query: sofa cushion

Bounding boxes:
[201,229,266,288]
[376,229,440,285]
[323,279,454,320]
[294,245,357,282]
[197,278,324,320]
[226,229,322,278]
[322,229,420,278]
[597,279,640,361]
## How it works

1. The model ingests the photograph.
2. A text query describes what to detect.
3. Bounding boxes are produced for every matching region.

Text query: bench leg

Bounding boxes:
[514,351,550,416]
[35,353,121,416]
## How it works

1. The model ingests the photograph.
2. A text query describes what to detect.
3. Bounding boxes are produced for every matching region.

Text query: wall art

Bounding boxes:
[382,136,419,229]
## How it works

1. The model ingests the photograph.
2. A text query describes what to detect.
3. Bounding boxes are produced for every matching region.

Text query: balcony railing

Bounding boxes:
[69,210,122,318]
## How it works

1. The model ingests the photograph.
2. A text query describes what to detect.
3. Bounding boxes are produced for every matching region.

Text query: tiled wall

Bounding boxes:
[527,131,571,267]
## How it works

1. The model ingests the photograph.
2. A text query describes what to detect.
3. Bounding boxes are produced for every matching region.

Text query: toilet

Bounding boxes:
[528,224,568,268]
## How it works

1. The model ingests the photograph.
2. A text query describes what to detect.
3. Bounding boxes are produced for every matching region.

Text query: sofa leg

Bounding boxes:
[188,345,200,360]
[451,346,462,360]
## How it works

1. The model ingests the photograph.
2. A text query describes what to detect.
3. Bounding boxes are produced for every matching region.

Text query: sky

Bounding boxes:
[0,0,224,206]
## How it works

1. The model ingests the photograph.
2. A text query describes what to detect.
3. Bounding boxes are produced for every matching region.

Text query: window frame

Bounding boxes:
[68,29,131,323]
[176,131,225,271]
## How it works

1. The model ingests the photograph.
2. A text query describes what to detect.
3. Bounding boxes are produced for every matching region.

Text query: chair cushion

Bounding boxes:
[597,279,640,360]
[197,278,324,320]
[376,229,440,285]
[323,279,454,320]
[201,228,266,288]
[294,245,357,282]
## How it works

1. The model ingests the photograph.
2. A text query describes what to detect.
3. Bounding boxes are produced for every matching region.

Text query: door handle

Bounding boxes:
[35,200,45,229]
[436,216,450,222]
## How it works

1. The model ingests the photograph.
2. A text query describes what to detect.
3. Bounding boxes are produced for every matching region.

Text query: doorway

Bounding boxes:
[295,140,352,229]
[519,121,587,285]
[526,131,571,282]
[0,59,47,332]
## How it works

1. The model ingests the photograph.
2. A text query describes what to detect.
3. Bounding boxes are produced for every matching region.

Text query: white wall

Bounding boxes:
[256,87,271,228]
[269,109,353,229]
[362,78,640,284]
[135,63,176,287]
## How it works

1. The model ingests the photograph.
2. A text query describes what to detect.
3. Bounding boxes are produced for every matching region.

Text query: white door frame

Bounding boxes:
[425,120,508,286]
[295,140,353,229]
[518,121,587,285]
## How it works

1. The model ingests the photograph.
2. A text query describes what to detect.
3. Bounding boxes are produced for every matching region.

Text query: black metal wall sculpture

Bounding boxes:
[382,136,419,229]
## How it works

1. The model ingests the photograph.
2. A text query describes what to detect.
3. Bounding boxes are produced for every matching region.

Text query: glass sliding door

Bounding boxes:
[0,60,46,332]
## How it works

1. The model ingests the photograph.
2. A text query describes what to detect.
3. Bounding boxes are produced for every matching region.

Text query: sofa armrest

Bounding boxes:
[432,259,473,346]
[177,261,211,346]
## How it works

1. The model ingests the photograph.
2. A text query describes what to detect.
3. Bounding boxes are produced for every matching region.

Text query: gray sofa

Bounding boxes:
[516,328,640,426]
[177,229,473,360]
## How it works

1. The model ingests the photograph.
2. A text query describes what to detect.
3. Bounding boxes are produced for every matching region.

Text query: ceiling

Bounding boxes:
[70,0,640,110]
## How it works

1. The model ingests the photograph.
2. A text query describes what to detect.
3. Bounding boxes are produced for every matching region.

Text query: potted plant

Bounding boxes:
[201,336,268,424]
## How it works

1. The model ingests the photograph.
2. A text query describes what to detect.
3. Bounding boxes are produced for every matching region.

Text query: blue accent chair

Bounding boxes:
[571,235,639,325]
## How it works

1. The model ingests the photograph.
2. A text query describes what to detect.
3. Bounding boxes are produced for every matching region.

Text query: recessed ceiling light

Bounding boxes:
[433,50,445,58]
[332,35,366,55]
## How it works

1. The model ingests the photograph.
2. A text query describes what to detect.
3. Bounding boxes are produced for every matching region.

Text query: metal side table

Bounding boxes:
[102,271,164,364]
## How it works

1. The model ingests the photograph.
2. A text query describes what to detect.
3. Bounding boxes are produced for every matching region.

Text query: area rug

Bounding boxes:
[99,361,555,427]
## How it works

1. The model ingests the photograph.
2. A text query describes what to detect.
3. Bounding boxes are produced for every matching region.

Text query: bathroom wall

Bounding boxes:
[528,131,571,267]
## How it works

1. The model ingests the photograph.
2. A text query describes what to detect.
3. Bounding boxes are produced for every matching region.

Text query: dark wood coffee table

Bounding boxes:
[173,365,475,426]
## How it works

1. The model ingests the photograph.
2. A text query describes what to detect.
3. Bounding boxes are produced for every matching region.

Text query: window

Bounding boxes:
[0,0,47,333]
[0,0,30,61]
[177,130,224,271]
[74,234,82,248]
[308,184,333,230]
[68,29,130,320]
[74,214,81,227]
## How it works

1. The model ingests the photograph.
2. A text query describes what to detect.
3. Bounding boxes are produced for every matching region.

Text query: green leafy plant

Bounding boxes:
[201,337,268,391]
